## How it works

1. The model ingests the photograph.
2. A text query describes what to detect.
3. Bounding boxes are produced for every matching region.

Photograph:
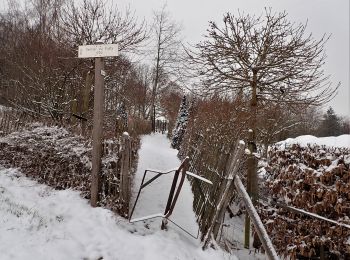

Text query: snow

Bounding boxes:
[186,171,213,185]
[155,116,167,122]
[0,125,92,169]
[286,204,350,229]
[277,134,350,148]
[131,133,199,237]
[0,104,11,112]
[0,133,234,260]
[239,140,245,145]
[345,154,350,164]
[129,213,165,223]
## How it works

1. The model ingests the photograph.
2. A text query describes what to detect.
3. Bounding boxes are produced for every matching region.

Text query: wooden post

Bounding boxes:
[90,56,105,207]
[78,43,118,207]
[234,175,279,260]
[245,129,253,248]
[120,132,131,216]
[245,69,259,248]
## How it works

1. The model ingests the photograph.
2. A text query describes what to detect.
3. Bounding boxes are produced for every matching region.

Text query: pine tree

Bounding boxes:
[318,107,342,137]
[171,96,188,149]
[115,102,128,135]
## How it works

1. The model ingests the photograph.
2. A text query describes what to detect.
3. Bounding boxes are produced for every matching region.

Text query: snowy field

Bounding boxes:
[0,133,236,260]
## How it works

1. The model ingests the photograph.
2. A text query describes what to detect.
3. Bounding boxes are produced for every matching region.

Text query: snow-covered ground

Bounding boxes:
[0,104,9,111]
[0,133,235,260]
[277,134,350,148]
[131,133,198,236]
[131,134,260,260]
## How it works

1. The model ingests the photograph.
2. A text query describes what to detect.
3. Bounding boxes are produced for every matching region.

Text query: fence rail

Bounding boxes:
[0,109,33,135]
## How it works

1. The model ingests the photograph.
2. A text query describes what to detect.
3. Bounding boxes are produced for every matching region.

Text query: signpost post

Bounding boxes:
[78,43,118,207]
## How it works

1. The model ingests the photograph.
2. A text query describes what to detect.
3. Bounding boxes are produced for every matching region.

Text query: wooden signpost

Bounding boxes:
[78,42,118,207]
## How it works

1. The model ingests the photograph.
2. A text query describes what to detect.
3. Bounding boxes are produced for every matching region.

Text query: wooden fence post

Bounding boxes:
[234,175,279,260]
[120,132,131,216]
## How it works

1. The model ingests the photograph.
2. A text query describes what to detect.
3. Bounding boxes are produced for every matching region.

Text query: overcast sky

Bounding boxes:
[115,0,349,116]
[1,0,348,116]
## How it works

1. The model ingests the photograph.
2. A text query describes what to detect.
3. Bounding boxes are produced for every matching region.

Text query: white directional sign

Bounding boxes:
[78,44,118,58]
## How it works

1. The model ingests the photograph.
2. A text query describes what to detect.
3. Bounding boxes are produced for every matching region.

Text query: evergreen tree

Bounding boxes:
[115,102,128,135]
[318,107,342,136]
[171,96,188,149]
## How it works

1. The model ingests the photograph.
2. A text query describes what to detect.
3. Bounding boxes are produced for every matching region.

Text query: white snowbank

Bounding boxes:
[277,134,350,148]
[0,132,235,260]
[0,167,231,260]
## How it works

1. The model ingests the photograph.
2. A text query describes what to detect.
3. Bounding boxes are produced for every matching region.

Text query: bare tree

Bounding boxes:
[188,9,337,104]
[149,5,183,131]
[0,0,148,123]
[0,0,78,120]
[61,0,147,51]
[256,102,307,156]
[59,0,148,128]
[187,9,338,248]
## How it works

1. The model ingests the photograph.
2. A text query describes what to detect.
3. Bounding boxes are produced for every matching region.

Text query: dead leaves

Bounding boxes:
[261,144,350,258]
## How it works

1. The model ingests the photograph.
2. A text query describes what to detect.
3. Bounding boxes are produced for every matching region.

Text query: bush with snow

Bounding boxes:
[259,136,350,259]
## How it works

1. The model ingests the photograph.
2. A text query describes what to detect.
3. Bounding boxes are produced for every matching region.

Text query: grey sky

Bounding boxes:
[1,0,348,116]
[116,0,349,116]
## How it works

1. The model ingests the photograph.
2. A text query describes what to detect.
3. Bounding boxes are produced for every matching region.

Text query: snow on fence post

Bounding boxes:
[234,175,279,260]
[120,132,131,216]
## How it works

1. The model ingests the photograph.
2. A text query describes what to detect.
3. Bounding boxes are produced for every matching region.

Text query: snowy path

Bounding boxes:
[0,134,235,260]
[131,133,198,236]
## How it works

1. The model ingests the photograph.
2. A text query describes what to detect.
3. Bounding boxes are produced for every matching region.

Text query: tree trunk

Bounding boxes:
[244,70,259,248]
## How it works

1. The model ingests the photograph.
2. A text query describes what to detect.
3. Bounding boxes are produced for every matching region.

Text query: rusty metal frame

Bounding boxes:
[129,157,212,239]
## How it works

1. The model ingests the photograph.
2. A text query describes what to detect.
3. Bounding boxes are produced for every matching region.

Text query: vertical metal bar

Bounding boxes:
[161,169,180,229]
[129,170,148,221]
[165,159,189,217]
